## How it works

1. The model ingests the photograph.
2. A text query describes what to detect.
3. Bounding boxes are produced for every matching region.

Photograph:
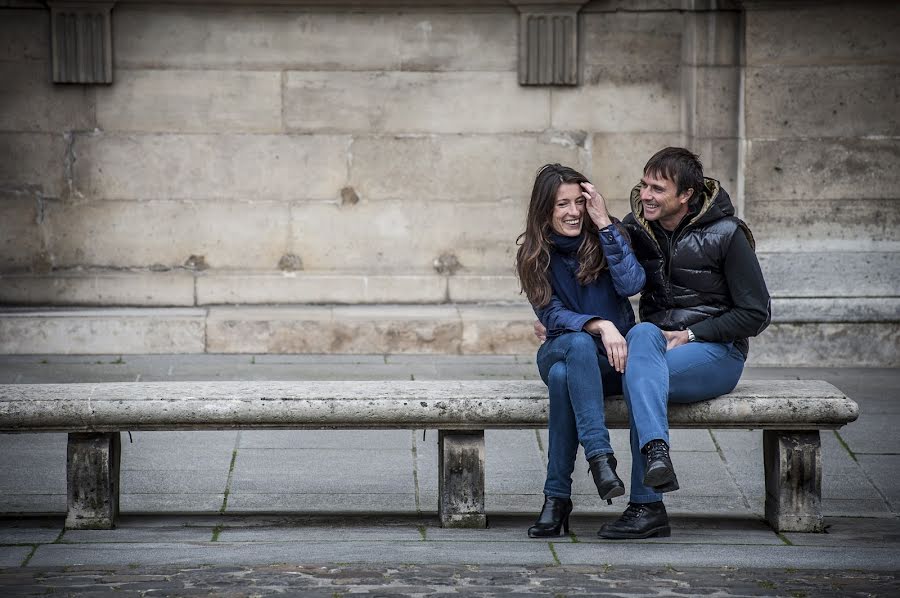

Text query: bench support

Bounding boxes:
[438,430,486,528]
[763,430,823,533]
[65,432,121,530]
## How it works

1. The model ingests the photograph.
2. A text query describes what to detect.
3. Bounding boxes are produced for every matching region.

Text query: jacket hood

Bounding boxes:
[628,177,755,249]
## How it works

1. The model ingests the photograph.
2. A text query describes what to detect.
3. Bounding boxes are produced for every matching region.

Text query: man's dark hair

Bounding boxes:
[643,147,704,198]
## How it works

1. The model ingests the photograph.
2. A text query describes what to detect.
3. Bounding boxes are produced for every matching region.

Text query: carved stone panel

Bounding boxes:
[48,1,115,84]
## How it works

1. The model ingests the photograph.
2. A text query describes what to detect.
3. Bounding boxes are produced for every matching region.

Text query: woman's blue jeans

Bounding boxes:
[623,322,745,504]
[536,331,622,499]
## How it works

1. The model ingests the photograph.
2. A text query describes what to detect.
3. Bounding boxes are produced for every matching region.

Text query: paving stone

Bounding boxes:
[120,494,224,514]
[121,469,227,495]
[783,516,900,547]
[216,525,422,543]
[61,527,213,544]
[0,546,31,567]
[0,527,61,545]
[225,493,419,513]
[239,430,411,450]
[856,455,900,510]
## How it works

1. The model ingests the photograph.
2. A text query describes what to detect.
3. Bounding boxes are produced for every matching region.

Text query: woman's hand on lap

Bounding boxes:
[585,319,627,373]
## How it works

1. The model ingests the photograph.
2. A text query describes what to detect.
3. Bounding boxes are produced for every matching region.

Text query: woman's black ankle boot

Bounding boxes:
[588,453,626,504]
[527,496,573,538]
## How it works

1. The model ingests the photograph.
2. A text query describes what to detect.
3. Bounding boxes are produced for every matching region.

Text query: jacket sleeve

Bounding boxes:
[534,294,595,335]
[689,230,772,342]
[598,223,645,297]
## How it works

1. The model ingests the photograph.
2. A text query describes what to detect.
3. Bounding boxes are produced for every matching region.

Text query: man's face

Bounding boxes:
[550,183,586,237]
[639,172,693,231]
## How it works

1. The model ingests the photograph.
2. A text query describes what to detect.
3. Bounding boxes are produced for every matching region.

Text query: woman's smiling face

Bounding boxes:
[550,183,586,237]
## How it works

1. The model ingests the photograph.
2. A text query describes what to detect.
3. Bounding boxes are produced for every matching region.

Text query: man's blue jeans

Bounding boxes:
[536,331,622,499]
[623,322,745,504]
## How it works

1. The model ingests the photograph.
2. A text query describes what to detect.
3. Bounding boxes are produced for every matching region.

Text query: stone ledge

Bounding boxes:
[0,304,896,366]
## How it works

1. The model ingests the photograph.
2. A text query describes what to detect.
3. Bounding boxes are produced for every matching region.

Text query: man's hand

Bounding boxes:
[581,182,612,229]
[534,320,547,343]
[584,319,627,373]
[662,329,690,351]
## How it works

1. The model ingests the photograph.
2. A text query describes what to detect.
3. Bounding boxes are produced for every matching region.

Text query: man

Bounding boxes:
[536,147,771,539]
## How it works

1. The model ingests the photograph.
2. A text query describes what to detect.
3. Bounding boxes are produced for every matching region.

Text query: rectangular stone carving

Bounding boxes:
[66,432,121,530]
[49,2,115,84]
[438,430,487,528]
[763,429,823,532]
[519,11,579,85]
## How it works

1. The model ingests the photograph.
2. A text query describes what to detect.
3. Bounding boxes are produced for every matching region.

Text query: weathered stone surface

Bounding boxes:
[0,308,206,355]
[72,133,348,201]
[45,200,290,269]
[197,273,446,305]
[551,65,682,132]
[582,11,683,66]
[0,61,95,132]
[206,305,463,354]
[0,379,858,433]
[448,275,520,303]
[747,199,900,247]
[66,432,120,530]
[350,134,587,202]
[745,138,900,201]
[459,304,539,354]
[284,71,549,134]
[764,430,823,532]
[758,251,899,297]
[591,132,685,201]
[0,195,44,271]
[683,11,741,66]
[0,133,67,199]
[769,297,900,324]
[0,8,48,61]
[96,70,282,133]
[745,4,900,66]
[745,66,900,138]
[692,137,739,201]
[114,7,516,71]
[289,200,522,272]
[438,430,486,528]
[0,271,196,306]
[749,323,900,368]
[690,66,740,138]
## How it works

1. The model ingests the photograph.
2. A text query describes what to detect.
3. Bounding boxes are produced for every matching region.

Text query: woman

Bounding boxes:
[515,164,645,538]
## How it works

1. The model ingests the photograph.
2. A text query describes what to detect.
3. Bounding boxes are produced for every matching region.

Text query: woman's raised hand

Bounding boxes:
[585,319,627,373]
[581,182,613,229]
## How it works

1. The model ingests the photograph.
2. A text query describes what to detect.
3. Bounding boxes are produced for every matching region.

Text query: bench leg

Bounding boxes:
[438,430,486,528]
[66,432,121,530]
[763,430,823,533]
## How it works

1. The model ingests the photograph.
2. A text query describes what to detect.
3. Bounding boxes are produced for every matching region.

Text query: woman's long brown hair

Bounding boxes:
[515,164,611,308]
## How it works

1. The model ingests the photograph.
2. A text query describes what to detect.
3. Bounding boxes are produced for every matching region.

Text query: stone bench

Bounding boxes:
[0,379,858,533]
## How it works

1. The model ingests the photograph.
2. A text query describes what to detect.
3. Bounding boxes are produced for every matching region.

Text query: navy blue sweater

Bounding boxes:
[534,224,645,349]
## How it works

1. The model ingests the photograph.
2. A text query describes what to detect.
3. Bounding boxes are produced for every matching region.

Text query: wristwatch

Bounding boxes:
[686,328,696,343]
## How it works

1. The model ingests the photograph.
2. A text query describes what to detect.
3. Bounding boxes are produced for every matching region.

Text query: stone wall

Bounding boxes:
[0,0,897,365]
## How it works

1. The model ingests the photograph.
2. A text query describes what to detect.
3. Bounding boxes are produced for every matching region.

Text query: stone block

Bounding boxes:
[745,4,900,66]
[770,297,900,324]
[582,11,683,66]
[0,271,196,306]
[758,251,899,297]
[682,11,741,66]
[459,304,538,354]
[96,69,282,133]
[748,323,899,368]
[196,272,447,304]
[289,200,523,272]
[744,138,900,202]
[690,66,740,138]
[397,11,517,72]
[350,134,587,202]
[0,133,67,198]
[591,132,686,200]
[284,71,549,134]
[551,64,682,133]
[72,133,348,201]
[0,9,48,61]
[45,199,290,269]
[438,430,486,527]
[0,308,206,354]
[0,61,95,132]
[746,66,900,138]
[692,138,739,201]
[0,195,44,271]
[763,430,822,532]
[448,275,521,303]
[747,199,900,248]
[66,432,120,530]
[206,305,463,354]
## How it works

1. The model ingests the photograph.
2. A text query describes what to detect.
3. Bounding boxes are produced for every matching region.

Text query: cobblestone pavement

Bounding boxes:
[1,563,898,597]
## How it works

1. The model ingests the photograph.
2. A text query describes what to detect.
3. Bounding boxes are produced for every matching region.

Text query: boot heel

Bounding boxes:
[606,498,612,506]
[563,515,571,535]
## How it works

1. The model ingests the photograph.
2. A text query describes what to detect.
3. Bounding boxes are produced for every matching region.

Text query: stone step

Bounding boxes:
[1,301,897,366]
